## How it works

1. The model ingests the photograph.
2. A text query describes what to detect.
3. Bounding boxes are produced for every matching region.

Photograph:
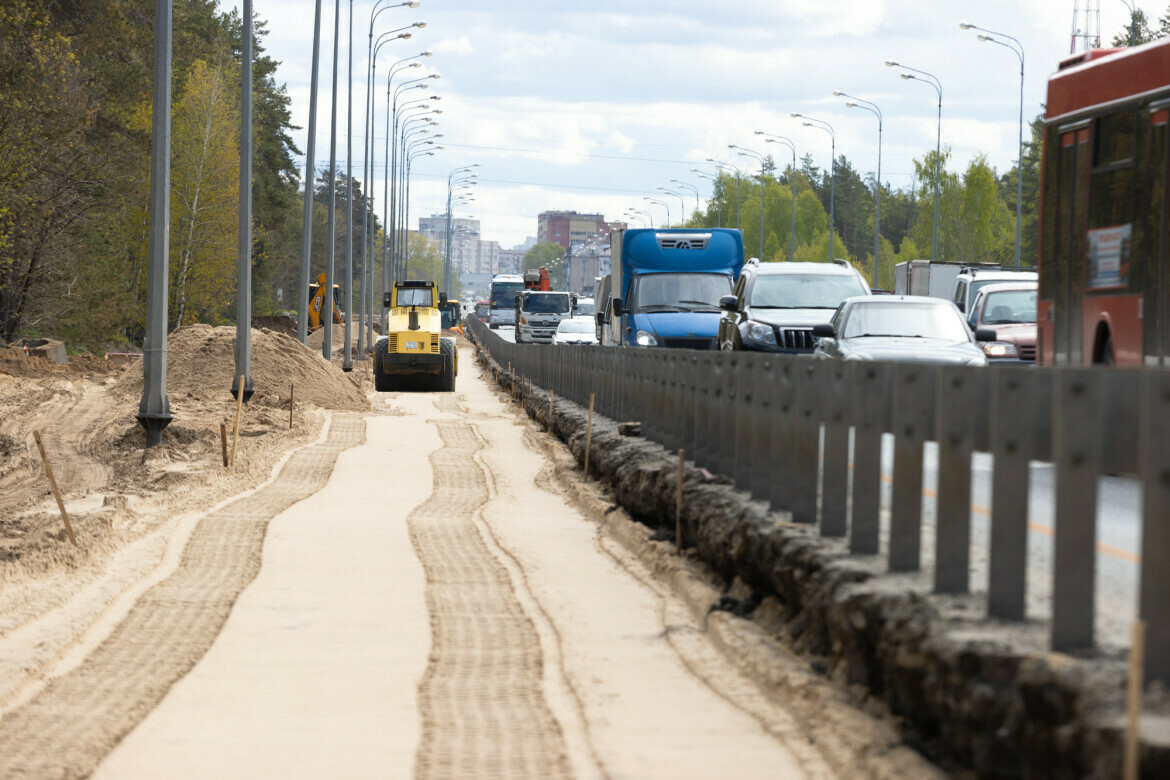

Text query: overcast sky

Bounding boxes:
[224,1,1143,249]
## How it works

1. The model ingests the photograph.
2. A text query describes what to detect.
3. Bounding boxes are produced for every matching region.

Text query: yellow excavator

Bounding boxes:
[307,272,342,331]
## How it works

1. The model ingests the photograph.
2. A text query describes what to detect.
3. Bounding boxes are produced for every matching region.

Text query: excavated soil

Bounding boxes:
[0,325,372,694]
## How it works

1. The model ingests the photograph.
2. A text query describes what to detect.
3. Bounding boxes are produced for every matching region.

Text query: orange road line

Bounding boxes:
[874,474,1140,564]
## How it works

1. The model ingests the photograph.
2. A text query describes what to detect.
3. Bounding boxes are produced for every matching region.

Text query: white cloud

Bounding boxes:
[433,36,474,56]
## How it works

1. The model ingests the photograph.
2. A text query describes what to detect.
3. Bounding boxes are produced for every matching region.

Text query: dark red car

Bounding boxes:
[967,282,1037,362]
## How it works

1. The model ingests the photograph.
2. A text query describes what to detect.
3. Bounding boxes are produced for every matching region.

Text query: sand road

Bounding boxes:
[0,343,927,778]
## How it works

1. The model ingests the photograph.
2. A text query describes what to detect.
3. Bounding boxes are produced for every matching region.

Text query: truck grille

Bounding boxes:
[385,333,439,352]
[656,233,711,251]
[661,337,715,350]
[387,334,397,351]
[778,328,816,351]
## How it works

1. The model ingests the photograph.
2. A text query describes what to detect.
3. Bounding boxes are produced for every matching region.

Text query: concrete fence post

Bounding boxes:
[695,354,716,470]
[663,353,680,452]
[934,365,977,594]
[716,352,737,478]
[889,363,937,572]
[820,360,849,537]
[750,357,775,501]
[734,353,756,492]
[1051,367,1101,652]
[790,357,819,525]
[988,366,1034,620]
[769,359,796,513]
[849,361,887,555]
[1140,370,1170,684]
[682,354,698,456]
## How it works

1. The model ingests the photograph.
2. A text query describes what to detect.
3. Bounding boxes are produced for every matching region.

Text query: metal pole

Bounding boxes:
[234,0,254,401]
[1016,57,1024,267]
[830,134,836,262]
[788,146,796,261]
[382,83,392,332]
[359,40,371,359]
[932,92,940,263]
[342,0,353,372]
[297,0,323,345]
[137,0,173,447]
[323,0,340,362]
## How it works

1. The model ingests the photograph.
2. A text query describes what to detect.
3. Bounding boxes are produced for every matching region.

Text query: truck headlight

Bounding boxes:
[981,341,1018,358]
[744,321,777,346]
[635,329,658,347]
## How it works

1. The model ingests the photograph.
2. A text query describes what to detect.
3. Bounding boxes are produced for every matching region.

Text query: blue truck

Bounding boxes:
[597,228,745,349]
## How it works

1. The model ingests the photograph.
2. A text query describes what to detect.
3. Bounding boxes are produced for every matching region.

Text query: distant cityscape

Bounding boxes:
[419,209,626,297]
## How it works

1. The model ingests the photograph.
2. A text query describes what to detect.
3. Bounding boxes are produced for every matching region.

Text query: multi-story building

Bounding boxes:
[537,211,611,251]
[497,249,525,275]
[418,214,481,275]
[564,240,611,296]
[476,240,500,275]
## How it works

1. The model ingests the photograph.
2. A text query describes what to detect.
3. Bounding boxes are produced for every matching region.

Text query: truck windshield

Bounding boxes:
[521,294,571,314]
[491,285,522,308]
[632,273,731,312]
[397,288,433,307]
[750,273,868,309]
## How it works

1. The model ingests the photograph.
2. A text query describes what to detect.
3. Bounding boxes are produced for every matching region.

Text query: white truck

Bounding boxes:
[894,260,964,298]
[515,291,573,344]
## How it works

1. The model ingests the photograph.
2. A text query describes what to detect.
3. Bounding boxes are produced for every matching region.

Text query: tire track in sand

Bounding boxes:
[0,415,365,780]
[410,420,572,780]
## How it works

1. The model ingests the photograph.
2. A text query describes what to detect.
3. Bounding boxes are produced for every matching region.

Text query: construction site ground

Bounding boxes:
[0,333,939,778]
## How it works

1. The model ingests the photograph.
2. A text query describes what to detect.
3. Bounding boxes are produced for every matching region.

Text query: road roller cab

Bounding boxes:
[374,280,457,392]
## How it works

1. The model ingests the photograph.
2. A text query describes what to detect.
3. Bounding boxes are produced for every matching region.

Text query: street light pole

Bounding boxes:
[961,23,1025,268]
[888,61,943,263]
[644,197,670,227]
[755,132,797,262]
[793,114,836,263]
[834,92,883,284]
[322,0,341,363]
[692,170,721,226]
[657,186,686,227]
[297,0,323,345]
[729,145,766,260]
[707,159,741,230]
[670,179,701,224]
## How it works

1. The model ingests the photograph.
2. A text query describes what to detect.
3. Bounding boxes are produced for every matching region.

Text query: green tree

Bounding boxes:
[0,2,95,343]
[169,57,240,328]
[523,242,565,287]
[763,231,781,263]
[1112,8,1157,46]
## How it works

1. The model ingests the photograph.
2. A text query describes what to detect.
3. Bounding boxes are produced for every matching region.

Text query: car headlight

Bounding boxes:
[981,341,1018,358]
[635,329,658,347]
[743,321,777,346]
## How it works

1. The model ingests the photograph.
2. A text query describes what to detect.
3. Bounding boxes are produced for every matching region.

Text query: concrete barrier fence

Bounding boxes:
[464,316,1170,684]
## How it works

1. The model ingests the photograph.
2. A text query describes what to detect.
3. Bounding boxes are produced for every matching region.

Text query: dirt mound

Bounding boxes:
[306,323,354,359]
[251,315,296,337]
[0,347,125,379]
[111,324,368,412]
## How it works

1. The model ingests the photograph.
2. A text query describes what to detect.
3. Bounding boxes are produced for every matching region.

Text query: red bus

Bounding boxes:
[1039,39,1170,365]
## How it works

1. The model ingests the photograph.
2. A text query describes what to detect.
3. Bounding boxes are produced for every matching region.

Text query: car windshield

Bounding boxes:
[970,276,1033,301]
[558,320,593,334]
[632,273,731,312]
[981,290,1037,324]
[749,272,868,309]
[397,288,433,307]
[522,293,571,314]
[575,301,596,316]
[842,302,970,340]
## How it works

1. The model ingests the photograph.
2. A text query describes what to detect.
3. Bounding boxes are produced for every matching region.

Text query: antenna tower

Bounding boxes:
[1071,0,1102,53]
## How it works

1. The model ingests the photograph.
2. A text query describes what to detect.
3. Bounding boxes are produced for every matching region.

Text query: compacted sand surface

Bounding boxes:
[0,340,939,778]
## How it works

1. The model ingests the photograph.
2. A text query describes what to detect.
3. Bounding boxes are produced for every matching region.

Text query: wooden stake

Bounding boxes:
[585,393,595,477]
[676,449,685,554]
[32,430,77,546]
[231,374,244,467]
[1125,620,1146,780]
[289,383,295,429]
[220,422,229,467]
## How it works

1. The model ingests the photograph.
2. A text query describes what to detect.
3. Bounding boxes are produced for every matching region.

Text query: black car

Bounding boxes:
[812,296,995,365]
[717,259,870,352]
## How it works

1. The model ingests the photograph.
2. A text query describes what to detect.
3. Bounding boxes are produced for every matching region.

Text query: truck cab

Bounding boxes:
[515,290,573,344]
[598,228,744,349]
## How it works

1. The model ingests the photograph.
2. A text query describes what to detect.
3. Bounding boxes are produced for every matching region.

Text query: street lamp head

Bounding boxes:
[802,122,814,127]
[753,130,764,135]
[884,60,898,68]
[790,112,802,118]
[410,62,421,68]
[832,90,844,97]
[422,50,433,56]
[977,34,992,42]
[845,102,857,108]
[413,20,427,28]
[399,32,411,40]
[959,22,974,30]
[429,74,440,79]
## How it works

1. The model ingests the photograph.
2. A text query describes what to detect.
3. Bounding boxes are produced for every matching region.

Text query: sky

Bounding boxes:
[223,0,1146,250]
